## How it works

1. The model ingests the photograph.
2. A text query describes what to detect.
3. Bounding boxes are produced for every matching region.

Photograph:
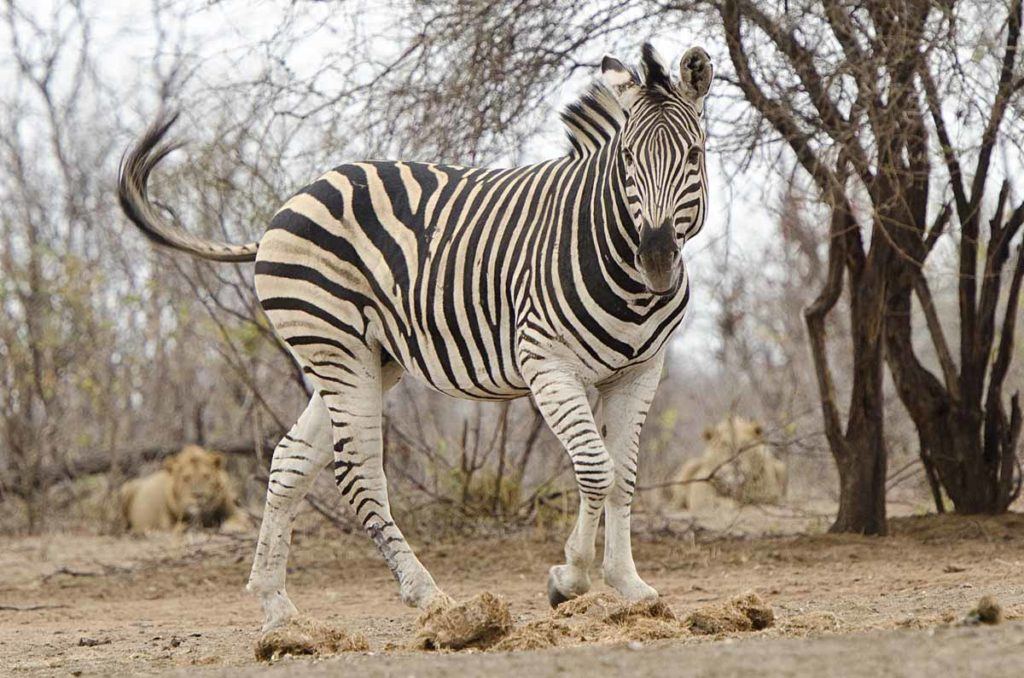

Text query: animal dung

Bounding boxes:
[495,591,681,650]
[491,619,574,651]
[414,590,776,652]
[496,591,776,651]
[415,592,514,650]
[254,616,369,661]
[684,591,775,634]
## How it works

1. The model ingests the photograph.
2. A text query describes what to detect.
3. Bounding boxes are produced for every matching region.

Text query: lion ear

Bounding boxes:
[162,456,177,472]
[753,423,764,437]
[210,452,225,469]
[702,426,715,441]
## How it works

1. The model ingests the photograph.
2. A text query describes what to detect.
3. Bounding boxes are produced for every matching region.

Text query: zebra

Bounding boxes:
[118,42,712,631]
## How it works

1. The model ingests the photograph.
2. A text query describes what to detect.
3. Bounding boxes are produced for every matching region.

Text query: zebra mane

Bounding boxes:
[561,45,679,157]
[560,82,628,157]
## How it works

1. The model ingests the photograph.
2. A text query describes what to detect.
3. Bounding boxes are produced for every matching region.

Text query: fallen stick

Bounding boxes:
[0,603,70,611]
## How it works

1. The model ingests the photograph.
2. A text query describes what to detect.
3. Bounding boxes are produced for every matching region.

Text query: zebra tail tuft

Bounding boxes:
[117,109,259,263]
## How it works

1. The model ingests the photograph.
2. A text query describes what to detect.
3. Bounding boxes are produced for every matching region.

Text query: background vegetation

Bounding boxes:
[0,0,1020,535]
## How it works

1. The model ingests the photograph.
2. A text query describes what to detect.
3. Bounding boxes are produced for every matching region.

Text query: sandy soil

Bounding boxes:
[2,511,1023,676]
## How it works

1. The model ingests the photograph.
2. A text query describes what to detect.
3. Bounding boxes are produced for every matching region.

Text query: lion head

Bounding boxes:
[701,416,765,497]
[164,445,234,526]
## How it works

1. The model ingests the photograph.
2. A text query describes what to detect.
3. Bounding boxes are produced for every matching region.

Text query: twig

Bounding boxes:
[0,603,69,611]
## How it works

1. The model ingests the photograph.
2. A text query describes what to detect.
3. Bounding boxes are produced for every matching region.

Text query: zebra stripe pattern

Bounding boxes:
[117,42,713,628]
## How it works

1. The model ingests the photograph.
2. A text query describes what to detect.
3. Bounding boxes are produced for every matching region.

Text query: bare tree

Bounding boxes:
[883,0,1024,514]
[0,0,309,530]
[699,0,1024,530]
[361,0,1024,532]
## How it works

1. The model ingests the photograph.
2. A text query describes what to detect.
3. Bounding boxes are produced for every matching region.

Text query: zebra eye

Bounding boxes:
[622,148,635,167]
[686,145,704,164]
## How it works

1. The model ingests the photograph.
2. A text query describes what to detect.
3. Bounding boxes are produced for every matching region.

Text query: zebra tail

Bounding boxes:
[117,110,259,263]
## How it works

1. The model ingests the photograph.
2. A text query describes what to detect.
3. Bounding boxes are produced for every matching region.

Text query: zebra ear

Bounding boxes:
[601,55,641,110]
[679,46,713,113]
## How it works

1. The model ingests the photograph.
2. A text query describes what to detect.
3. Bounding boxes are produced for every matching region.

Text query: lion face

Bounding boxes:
[701,416,765,496]
[165,445,231,525]
[702,416,764,451]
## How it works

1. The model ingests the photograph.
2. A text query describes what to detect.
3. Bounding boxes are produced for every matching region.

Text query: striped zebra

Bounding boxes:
[118,42,712,631]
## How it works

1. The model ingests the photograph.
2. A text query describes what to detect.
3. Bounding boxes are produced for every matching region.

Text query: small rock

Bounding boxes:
[967,595,1003,625]
[959,595,1002,626]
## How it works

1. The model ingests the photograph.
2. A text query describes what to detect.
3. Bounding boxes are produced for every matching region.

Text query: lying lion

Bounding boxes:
[669,416,787,511]
[120,445,250,534]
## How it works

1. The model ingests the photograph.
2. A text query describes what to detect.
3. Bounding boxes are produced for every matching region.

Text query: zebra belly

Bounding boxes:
[371,291,531,401]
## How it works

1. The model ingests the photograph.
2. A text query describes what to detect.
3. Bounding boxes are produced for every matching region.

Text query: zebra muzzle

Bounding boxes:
[637,221,681,295]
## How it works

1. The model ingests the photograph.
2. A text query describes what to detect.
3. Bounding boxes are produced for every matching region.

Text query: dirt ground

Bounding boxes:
[2,510,1023,677]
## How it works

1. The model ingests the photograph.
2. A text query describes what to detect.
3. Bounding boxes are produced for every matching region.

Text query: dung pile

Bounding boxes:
[544,592,680,645]
[254,616,369,662]
[581,594,681,642]
[491,619,575,651]
[683,592,775,635]
[415,592,513,650]
[414,590,776,652]
[496,591,773,651]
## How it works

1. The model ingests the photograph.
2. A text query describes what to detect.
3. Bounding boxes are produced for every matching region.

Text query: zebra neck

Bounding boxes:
[574,145,647,295]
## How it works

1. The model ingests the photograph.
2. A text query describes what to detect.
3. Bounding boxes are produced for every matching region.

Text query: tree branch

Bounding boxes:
[804,192,851,458]
[988,237,1024,402]
[720,0,838,197]
[967,0,1022,215]
[914,275,960,402]
[735,0,875,188]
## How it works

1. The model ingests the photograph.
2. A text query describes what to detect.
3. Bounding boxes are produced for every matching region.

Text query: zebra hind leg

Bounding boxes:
[309,345,448,609]
[246,393,333,631]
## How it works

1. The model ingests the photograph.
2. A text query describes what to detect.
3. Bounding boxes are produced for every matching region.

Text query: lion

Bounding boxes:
[669,416,787,511]
[120,445,250,534]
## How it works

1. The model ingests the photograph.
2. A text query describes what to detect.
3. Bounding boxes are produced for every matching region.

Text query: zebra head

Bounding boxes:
[601,44,712,295]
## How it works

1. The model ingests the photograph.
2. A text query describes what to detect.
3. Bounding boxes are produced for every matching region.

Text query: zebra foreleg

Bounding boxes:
[597,356,664,602]
[313,346,447,609]
[246,393,333,631]
[523,362,614,607]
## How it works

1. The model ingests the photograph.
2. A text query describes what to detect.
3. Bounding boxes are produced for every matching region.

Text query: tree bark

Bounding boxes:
[832,251,889,535]
[802,187,889,535]
[832,432,887,534]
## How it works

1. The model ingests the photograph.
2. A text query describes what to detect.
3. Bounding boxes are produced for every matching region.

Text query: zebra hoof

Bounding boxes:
[547,573,572,609]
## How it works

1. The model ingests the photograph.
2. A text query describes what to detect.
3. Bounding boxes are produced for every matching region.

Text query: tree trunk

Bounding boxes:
[922,407,1020,514]
[802,195,890,536]
[885,224,1021,515]
[832,432,887,534]
[830,237,890,535]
